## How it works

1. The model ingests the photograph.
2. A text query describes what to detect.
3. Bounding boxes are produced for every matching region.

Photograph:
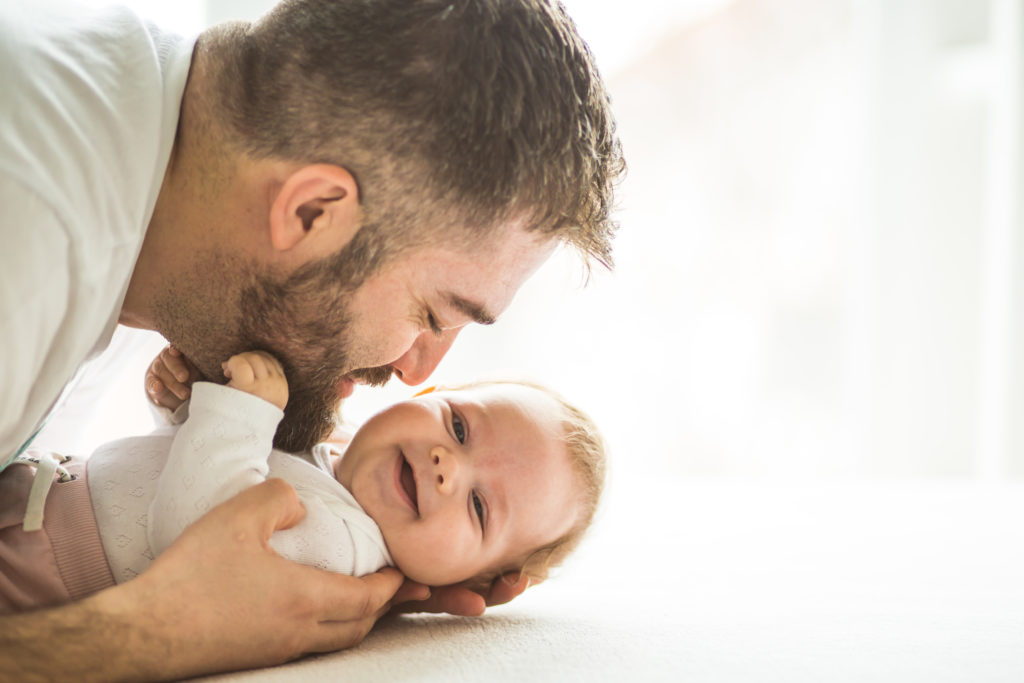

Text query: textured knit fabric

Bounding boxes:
[0,0,195,467]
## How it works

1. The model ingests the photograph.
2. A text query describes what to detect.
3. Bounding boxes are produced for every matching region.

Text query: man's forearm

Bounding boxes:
[0,481,409,682]
[0,588,160,683]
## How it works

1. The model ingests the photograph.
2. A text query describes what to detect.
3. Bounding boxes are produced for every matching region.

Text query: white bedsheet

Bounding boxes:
[197,477,1024,682]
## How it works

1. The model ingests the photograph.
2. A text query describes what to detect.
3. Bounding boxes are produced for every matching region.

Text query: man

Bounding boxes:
[0,0,623,679]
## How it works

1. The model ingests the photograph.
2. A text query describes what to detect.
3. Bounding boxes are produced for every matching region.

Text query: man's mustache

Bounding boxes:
[347,365,394,387]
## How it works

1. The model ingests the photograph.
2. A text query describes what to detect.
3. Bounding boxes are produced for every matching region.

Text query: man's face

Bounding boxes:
[239,223,556,451]
[334,384,580,586]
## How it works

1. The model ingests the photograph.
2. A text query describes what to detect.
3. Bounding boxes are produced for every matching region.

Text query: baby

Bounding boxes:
[0,351,605,611]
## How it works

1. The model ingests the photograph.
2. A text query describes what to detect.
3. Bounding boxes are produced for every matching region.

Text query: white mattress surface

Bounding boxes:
[197,477,1024,682]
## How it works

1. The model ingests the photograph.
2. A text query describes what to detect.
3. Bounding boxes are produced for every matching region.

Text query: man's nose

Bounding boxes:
[390,328,460,386]
[430,446,460,495]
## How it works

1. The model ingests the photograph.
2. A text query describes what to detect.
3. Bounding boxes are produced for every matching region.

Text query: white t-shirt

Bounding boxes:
[86,383,392,583]
[0,0,195,466]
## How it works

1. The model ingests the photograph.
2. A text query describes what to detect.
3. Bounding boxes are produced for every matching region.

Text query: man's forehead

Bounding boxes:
[418,226,555,306]
[440,216,556,259]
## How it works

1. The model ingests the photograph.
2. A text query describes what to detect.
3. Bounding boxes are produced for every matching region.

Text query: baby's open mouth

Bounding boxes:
[400,455,418,513]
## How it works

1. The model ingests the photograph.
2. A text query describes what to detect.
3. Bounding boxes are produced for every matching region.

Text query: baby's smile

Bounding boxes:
[398,454,419,514]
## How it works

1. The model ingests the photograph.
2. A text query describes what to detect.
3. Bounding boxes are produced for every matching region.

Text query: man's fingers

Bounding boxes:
[266,566,403,655]
[391,584,485,616]
[390,578,431,605]
[258,479,307,533]
[485,571,531,607]
[305,613,380,655]
[122,480,397,674]
[213,478,307,535]
[333,567,405,618]
[390,572,529,616]
[437,587,486,616]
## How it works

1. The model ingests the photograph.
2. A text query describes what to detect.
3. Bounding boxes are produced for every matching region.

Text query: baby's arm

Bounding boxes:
[147,352,288,555]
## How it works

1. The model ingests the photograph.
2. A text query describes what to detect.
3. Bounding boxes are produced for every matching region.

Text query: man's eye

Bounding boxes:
[425,310,443,336]
[472,491,485,529]
[452,413,466,444]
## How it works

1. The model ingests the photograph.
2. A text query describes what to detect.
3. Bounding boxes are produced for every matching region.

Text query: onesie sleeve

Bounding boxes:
[147,382,284,555]
[263,449,393,577]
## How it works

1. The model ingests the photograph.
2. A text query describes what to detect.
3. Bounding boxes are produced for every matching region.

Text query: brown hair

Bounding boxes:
[443,380,607,594]
[205,0,624,275]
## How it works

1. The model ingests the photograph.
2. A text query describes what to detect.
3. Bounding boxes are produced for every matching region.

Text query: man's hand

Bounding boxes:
[122,478,400,673]
[390,571,532,617]
[0,479,406,682]
[146,345,202,410]
[222,351,289,410]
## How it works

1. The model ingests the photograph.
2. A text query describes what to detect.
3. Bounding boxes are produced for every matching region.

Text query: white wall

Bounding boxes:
[40,0,1024,482]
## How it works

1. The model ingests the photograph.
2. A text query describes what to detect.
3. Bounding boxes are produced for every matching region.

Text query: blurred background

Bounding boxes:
[41,0,1024,488]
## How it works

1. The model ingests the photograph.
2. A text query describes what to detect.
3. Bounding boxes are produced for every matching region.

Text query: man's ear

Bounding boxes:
[268,164,361,254]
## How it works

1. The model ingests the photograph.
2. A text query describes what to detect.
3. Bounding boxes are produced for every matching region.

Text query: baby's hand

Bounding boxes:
[222,351,289,410]
[147,345,203,411]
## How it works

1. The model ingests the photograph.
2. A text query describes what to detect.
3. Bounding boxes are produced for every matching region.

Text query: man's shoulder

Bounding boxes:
[0,1,192,249]
[0,3,194,467]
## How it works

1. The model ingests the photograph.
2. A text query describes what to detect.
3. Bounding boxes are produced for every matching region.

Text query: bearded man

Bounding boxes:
[0,0,623,679]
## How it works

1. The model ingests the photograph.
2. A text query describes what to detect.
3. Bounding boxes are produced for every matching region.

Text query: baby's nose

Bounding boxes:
[430,446,459,495]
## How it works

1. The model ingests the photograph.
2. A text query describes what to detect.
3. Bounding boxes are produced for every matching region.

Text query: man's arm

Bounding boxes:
[0,479,409,682]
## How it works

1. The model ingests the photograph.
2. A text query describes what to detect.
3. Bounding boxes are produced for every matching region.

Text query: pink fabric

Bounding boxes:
[0,459,114,613]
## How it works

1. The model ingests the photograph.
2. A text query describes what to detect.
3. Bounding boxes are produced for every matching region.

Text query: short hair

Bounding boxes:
[441,379,607,593]
[207,0,624,273]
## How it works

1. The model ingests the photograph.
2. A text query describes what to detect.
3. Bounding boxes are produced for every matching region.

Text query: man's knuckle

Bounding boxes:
[357,587,381,618]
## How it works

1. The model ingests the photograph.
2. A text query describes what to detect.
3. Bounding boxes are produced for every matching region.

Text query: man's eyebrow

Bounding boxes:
[445,293,496,325]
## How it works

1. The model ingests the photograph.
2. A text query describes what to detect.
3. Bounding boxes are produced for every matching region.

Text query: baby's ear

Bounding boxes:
[412,386,437,397]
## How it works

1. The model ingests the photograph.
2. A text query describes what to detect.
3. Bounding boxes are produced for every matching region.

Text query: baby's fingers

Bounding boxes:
[148,356,190,403]
[223,355,256,385]
[248,350,285,378]
[161,345,200,384]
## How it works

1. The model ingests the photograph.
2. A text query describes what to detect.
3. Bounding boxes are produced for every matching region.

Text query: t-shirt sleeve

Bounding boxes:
[0,176,71,463]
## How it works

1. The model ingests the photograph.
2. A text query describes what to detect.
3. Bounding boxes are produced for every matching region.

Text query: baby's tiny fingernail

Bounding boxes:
[148,380,159,394]
[176,371,188,382]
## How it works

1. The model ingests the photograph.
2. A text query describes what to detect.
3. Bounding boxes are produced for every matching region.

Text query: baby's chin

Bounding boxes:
[390,552,472,588]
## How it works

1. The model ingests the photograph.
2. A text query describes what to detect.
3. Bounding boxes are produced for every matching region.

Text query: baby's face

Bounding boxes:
[335,384,579,586]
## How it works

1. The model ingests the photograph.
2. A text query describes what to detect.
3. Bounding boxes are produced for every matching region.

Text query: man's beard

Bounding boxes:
[237,265,394,453]
[157,227,403,452]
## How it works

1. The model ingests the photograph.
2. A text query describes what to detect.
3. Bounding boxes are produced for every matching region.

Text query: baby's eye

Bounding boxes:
[471,491,485,530]
[452,413,466,444]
